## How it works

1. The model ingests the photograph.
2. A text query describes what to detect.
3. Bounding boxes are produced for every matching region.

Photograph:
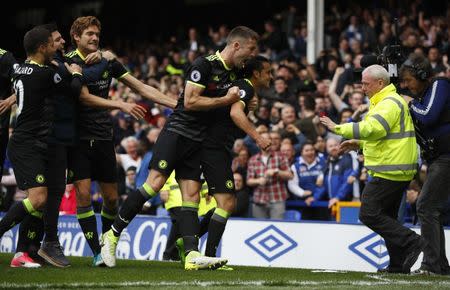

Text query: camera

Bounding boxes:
[357,44,406,86]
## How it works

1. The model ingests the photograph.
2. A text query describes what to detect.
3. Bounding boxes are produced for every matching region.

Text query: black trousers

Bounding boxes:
[417,155,450,274]
[359,177,421,268]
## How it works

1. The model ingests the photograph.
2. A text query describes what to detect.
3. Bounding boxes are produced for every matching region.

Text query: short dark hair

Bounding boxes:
[39,22,58,33]
[241,55,269,78]
[226,26,259,45]
[23,26,52,56]
[400,53,433,81]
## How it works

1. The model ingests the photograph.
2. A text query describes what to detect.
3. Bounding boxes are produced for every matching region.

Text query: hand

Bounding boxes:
[319,116,336,132]
[339,139,360,154]
[248,96,258,112]
[316,174,324,186]
[305,196,314,206]
[226,86,240,104]
[259,176,267,186]
[347,175,356,184]
[402,94,414,104]
[328,197,339,208]
[0,95,16,115]
[286,124,300,135]
[256,135,271,151]
[303,190,312,197]
[160,191,169,202]
[64,63,82,75]
[102,50,117,62]
[265,168,279,177]
[120,102,147,120]
[352,104,369,120]
[85,50,102,65]
[335,67,345,75]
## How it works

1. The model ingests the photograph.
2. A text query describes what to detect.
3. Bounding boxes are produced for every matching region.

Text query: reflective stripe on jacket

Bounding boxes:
[335,84,418,181]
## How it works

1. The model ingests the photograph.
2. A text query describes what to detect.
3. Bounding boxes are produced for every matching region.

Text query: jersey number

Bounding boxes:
[13,80,24,116]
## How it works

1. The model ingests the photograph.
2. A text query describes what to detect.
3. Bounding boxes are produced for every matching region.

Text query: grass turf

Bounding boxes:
[0,253,449,289]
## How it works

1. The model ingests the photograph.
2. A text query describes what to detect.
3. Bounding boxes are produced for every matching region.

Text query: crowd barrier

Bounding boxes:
[1,214,448,272]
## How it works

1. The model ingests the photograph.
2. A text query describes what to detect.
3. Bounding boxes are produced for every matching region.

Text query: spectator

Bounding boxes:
[247,132,293,220]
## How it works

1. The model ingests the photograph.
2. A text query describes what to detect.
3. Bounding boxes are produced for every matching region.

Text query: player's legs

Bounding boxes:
[201,146,235,257]
[98,182,119,234]
[38,144,70,267]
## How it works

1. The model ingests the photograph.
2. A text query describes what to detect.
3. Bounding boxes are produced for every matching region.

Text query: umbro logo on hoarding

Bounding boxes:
[348,232,389,269]
[245,225,297,262]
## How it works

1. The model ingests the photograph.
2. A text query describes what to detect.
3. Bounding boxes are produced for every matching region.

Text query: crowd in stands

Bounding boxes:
[1,0,450,224]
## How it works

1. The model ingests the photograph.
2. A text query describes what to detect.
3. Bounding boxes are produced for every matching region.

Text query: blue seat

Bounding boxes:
[284,210,301,221]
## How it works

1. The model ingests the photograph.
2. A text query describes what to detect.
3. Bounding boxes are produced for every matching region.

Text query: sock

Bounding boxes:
[111,185,154,237]
[44,187,64,242]
[77,205,100,255]
[16,214,44,254]
[0,199,37,237]
[178,201,200,254]
[199,208,214,238]
[205,208,230,257]
[101,205,117,234]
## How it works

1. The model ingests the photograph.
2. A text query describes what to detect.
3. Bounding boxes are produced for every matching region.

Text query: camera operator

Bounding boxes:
[320,64,425,274]
[400,53,450,275]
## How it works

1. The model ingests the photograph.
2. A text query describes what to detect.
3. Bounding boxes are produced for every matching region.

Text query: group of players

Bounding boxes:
[0,16,273,270]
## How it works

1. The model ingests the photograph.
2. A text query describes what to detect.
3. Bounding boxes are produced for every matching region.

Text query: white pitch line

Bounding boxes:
[2,279,450,289]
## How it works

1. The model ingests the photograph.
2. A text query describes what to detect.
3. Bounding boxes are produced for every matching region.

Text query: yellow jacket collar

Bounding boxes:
[370,83,397,107]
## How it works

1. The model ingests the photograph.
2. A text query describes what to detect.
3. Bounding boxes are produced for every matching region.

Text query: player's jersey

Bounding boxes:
[204,78,254,151]
[65,49,129,140]
[11,61,65,146]
[0,49,18,129]
[47,50,83,145]
[0,49,17,101]
[166,51,239,142]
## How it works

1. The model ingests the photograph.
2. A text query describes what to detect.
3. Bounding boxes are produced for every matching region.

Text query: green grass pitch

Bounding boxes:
[0,254,449,289]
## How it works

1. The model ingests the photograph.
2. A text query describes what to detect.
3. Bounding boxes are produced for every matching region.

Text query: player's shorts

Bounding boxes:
[201,144,235,195]
[68,139,117,183]
[7,138,47,190]
[149,129,202,181]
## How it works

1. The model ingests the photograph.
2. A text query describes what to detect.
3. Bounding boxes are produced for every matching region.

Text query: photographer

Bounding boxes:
[400,53,450,275]
[320,64,424,274]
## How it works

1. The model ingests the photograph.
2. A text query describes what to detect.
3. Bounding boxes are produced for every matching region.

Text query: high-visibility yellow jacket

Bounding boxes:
[335,84,418,181]
[161,172,216,215]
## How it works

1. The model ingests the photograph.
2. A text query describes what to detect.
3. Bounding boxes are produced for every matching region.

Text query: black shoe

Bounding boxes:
[38,241,71,268]
[402,238,426,272]
[377,267,409,274]
[411,268,438,276]
[441,267,450,276]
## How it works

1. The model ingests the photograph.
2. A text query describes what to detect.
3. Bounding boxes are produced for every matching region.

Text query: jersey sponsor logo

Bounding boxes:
[158,160,168,169]
[239,89,246,99]
[54,73,62,83]
[35,174,45,184]
[225,179,234,189]
[190,70,201,82]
